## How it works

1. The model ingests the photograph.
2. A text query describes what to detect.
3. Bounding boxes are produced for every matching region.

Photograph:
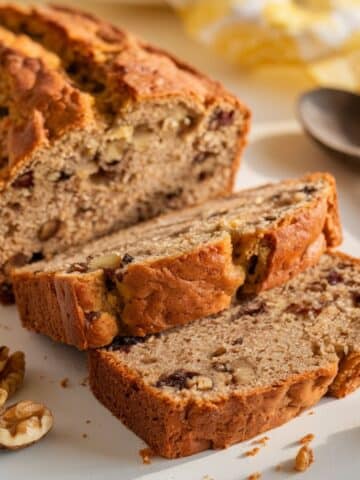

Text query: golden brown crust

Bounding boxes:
[88,349,337,458]
[324,251,360,399]
[12,173,342,349]
[329,353,360,398]
[0,4,240,102]
[120,237,241,335]
[13,238,240,349]
[0,25,93,188]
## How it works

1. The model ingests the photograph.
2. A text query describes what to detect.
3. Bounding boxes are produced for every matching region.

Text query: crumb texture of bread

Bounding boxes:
[12,173,341,349]
[88,252,360,458]
[0,3,250,302]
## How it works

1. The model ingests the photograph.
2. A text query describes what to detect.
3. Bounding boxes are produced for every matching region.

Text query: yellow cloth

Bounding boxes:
[170,0,360,91]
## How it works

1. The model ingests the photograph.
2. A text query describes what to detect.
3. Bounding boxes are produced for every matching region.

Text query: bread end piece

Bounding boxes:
[88,350,337,458]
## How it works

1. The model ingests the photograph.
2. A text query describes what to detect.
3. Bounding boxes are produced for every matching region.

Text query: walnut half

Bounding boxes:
[0,401,53,450]
[0,347,25,407]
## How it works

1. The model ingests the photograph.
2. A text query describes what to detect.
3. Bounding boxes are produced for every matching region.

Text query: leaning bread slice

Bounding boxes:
[12,173,341,349]
[0,4,250,303]
[89,252,360,459]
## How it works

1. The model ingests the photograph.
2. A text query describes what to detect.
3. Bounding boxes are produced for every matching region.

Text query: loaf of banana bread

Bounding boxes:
[89,252,360,458]
[12,173,341,349]
[0,4,250,303]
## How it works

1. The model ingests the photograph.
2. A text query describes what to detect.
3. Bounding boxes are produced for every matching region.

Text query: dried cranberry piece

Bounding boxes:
[197,171,211,182]
[107,336,147,353]
[155,369,198,390]
[30,251,44,263]
[286,303,310,315]
[301,186,317,194]
[353,292,360,308]
[209,109,235,130]
[327,270,343,285]
[286,303,323,316]
[12,171,34,189]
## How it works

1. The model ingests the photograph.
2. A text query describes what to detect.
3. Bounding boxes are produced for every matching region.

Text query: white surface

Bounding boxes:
[1,3,359,480]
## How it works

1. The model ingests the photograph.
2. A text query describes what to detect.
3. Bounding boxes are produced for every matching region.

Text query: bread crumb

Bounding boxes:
[251,436,269,446]
[299,433,314,445]
[60,377,69,388]
[294,445,314,472]
[308,410,315,416]
[86,420,91,424]
[245,447,260,457]
[82,433,88,439]
[139,447,153,465]
[202,476,214,480]
[80,376,89,387]
[248,473,261,480]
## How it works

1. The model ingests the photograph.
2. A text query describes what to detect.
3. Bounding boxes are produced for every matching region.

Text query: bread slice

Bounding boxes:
[0,4,250,303]
[88,252,360,458]
[12,173,341,349]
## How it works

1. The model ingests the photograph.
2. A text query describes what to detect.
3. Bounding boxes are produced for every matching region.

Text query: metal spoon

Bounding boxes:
[298,87,360,160]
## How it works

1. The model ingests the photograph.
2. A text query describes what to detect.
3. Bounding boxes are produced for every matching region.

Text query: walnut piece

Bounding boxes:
[38,218,61,241]
[0,346,9,373]
[89,253,122,270]
[186,375,213,391]
[294,445,314,472]
[231,358,255,384]
[0,347,25,407]
[0,401,53,450]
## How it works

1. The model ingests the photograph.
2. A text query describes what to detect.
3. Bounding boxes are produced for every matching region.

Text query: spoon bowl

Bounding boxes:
[298,87,360,161]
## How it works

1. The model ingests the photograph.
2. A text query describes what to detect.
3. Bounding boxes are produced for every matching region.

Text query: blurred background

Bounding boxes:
[19,1,360,92]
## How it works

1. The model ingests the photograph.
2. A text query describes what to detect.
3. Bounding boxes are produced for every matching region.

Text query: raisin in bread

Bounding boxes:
[89,252,360,458]
[12,173,341,349]
[0,4,250,303]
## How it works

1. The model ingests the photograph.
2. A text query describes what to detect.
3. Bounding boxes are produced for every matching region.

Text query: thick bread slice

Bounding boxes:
[12,173,341,349]
[0,4,250,303]
[88,252,360,458]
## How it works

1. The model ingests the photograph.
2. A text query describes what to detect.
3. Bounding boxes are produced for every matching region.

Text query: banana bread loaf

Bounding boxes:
[12,173,341,349]
[0,4,250,303]
[89,252,360,458]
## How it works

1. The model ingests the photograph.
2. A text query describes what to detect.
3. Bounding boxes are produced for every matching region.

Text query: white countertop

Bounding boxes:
[1,3,359,480]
